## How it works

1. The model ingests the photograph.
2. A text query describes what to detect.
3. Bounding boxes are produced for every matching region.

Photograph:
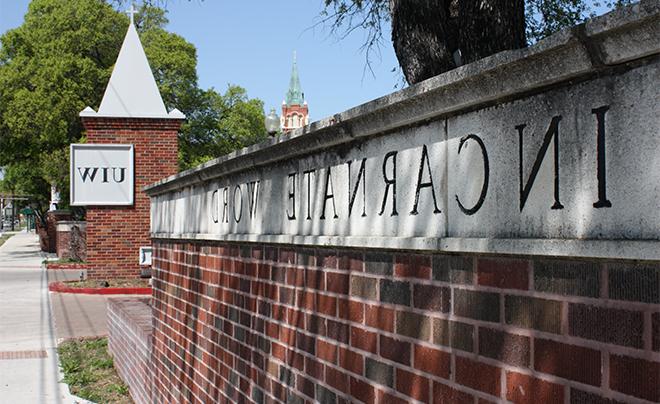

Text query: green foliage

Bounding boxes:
[40,147,70,204]
[0,0,124,210]
[58,337,130,404]
[0,161,50,207]
[525,0,633,43]
[526,0,585,42]
[134,4,266,171]
[0,0,267,209]
[179,85,267,170]
[137,5,199,115]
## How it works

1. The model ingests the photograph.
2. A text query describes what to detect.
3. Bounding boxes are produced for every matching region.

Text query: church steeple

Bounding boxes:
[281,51,309,132]
[285,51,304,106]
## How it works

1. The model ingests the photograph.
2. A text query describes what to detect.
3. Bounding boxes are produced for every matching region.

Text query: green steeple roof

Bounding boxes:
[285,52,304,106]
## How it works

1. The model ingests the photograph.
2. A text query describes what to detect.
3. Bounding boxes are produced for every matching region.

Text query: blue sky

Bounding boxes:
[1,1,612,122]
[0,0,400,121]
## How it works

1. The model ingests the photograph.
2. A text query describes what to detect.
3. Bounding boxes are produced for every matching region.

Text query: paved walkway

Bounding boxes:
[50,292,113,341]
[0,232,78,404]
[47,266,138,341]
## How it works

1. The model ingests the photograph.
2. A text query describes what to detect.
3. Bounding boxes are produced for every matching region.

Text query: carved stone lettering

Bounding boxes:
[233,185,242,223]
[411,145,441,215]
[347,158,367,218]
[379,151,398,217]
[320,167,339,220]
[592,105,612,208]
[517,116,564,211]
[287,172,296,220]
[455,134,489,216]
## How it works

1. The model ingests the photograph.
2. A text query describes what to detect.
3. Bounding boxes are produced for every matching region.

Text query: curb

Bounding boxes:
[48,282,151,295]
[45,263,89,270]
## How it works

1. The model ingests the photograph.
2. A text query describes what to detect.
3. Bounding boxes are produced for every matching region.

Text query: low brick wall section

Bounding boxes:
[56,221,86,261]
[38,210,71,253]
[107,297,153,404]
[151,241,660,403]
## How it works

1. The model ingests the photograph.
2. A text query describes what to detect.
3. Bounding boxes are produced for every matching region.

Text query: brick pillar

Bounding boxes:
[81,117,181,279]
[41,210,72,253]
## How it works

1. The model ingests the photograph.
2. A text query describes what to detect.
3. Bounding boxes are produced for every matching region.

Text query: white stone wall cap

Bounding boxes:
[56,221,87,232]
[151,233,660,262]
[79,106,97,117]
[79,108,186,120]
[167,108,186,119]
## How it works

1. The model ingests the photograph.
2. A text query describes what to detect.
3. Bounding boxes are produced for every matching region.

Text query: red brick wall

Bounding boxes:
[107,297,153,404]
[281,103,309,132]
[151,241,660,403]
[56,230,71,259]
[56,222,86,261]
[82,117,180,279]
[38,210,72,253]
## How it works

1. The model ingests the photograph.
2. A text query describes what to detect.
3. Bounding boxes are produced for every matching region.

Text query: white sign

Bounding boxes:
[139,246,152,266]
[70,144,134,206]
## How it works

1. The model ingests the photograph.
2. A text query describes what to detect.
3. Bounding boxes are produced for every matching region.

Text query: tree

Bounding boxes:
[0,0,266,209]
[322,0,633,85]
[0,162,50,207]
[132,7,267,170]
[390,0,526,84]
[526,0,634,41]
[179,86,267,170]
[0,0,125,210]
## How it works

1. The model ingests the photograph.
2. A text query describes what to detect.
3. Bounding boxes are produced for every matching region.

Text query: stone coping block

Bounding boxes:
[107,297,152,337]
[49,282,151,295]
[55,221,86,232]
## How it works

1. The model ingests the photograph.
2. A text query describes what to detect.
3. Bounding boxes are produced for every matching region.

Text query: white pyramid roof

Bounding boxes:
[80,23,184,119]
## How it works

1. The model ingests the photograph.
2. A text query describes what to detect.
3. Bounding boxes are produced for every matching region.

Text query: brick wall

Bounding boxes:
[56,221,86,261]
[150,241,660,403]
[82,117,180,279]
[56,230,71,259]
[38,210,72,253]
[107,297,153,404]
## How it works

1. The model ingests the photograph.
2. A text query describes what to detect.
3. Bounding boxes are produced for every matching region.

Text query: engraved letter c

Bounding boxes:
[455,134,489,216]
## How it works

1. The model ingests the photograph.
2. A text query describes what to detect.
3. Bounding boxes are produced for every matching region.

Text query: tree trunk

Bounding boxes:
[390,0,457,85]
[458,0,526,65]
[390,0,526,85]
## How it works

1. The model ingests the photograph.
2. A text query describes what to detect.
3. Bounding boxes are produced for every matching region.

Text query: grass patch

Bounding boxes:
[45,257,86,264]
[0,233,14,248]
[58,337,132,404]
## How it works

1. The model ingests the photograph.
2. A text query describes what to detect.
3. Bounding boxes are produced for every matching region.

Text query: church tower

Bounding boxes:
[281,52,309,132]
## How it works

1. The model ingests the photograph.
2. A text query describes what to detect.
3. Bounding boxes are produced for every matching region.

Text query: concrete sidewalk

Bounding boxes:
[47,265,143,341]
[0,232,79,404]
[50,292,117,341]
